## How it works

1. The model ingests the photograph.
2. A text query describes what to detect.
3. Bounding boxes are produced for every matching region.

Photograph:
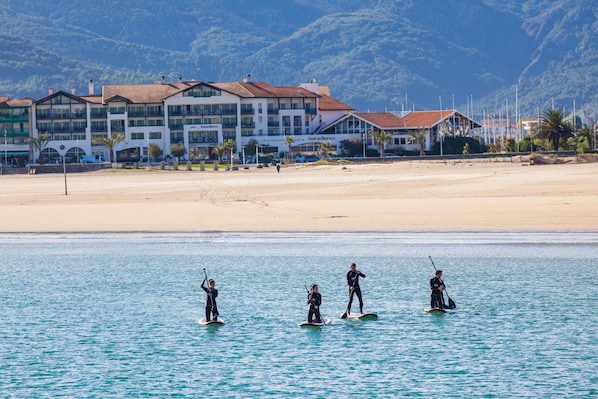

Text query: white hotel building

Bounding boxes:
[28,77,480,164]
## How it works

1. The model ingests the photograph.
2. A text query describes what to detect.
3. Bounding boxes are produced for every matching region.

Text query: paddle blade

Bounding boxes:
[447,297,456,309]
[340,312,348,319]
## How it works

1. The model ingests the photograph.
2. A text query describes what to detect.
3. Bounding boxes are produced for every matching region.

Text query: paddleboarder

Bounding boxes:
[346,262,366,315]
[201,276,219,322]
[307,284,322,323]
[430,269,446,309]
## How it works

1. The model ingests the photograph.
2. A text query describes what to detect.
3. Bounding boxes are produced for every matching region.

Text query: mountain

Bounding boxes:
[0,0,596,119]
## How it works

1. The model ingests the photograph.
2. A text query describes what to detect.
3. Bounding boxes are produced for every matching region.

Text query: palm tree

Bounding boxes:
[211,139,236,161]
[409,127,427,156]
[317,141,333,159]
[93,133,125,163]
[29,134,51,164]
[285,135,295,160]
[537,109,573,151]
[370,129,392,157]
[576,124,594,152]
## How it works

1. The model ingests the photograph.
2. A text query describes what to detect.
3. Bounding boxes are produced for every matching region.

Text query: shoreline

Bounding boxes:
[1,160,597,233]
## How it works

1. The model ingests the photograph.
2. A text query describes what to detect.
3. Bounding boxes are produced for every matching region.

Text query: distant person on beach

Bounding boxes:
[430,269,445,309]
[276,163,281,173]
[307,284,322,323]
[346,262,366,315]
[201,277,219,321]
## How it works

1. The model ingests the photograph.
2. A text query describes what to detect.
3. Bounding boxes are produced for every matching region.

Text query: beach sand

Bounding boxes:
[1,159,597,232]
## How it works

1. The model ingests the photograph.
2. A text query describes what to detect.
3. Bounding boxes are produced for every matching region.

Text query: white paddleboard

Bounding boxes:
[346,313,378,320]
[298,318,331,327]
[198,318,225,326]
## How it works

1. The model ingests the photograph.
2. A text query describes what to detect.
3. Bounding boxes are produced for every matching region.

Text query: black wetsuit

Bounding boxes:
[347,270,366,314]
[202,280,219,321]
[307,292,322,323]
[430,277,445,309]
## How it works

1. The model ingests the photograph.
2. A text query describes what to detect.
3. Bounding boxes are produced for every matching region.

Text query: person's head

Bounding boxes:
[209,279,215,287]
[350,263,356,271]
[311,284,318,292]
[435,270,443,277]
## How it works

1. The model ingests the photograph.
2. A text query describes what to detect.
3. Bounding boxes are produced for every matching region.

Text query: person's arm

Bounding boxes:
[346,271,352,286]
[201,278,208,292]
[358,271,366,278]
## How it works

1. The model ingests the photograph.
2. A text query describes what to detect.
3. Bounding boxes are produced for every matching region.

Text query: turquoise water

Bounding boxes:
[1,232,597,398]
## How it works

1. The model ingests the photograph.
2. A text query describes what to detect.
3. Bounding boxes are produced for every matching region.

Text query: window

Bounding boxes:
[131,132,145,140]
[149,132,161,140]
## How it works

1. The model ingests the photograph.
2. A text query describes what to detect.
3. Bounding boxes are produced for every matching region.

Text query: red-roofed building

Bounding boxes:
[28,77,355,164]
[319,110,481,155]
[26,76,480,164]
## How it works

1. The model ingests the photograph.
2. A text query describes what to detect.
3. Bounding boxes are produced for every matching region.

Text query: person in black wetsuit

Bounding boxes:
[201,277,219,321]
[346,262,366,315]
[307,284,322,323]
[430,269,446,309]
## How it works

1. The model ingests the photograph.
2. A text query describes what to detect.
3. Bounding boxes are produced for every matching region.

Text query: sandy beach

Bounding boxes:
[1,159,597,232]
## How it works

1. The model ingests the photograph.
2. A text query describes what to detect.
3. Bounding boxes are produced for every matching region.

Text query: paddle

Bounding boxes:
[340,277,358,319]
[429,256,456,309]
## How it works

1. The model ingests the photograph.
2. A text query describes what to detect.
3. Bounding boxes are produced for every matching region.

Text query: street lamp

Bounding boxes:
[4,129,7,165]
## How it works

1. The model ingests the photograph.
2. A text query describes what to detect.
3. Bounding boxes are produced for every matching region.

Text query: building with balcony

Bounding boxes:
[0,96,33,166]
[24,77,482,164]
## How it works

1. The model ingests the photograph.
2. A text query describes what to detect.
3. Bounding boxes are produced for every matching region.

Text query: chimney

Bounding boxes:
[89,79,94,95]
[160,75,165,84]
[178,76,182,83]
[71,88,76,95]
[48,89,53,95]
[243,74,251,83]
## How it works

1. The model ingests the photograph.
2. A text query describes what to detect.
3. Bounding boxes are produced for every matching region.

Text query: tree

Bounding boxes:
[537,109,573,151]
[410,127,427,156]
[285,135,295,160]
[576,124,594,152]
[170,142,186,160]
[370,129,392,157]
[148,143,162,162]
[93,133,125,163]
[317,141,333,159]
[29,134,50,164]
[211,139,235,161]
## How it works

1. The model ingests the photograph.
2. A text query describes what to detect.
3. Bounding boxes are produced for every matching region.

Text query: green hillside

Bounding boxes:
[0,0,595,119]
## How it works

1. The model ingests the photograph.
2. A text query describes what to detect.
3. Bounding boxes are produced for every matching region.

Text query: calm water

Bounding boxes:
[0,232,597,398]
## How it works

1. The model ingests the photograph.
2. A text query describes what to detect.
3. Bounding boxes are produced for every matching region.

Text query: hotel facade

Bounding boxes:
[1,78,480,165]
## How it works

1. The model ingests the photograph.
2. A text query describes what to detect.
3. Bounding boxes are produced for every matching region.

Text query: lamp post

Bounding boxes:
[242,146,246,167]
[4,129,7,165]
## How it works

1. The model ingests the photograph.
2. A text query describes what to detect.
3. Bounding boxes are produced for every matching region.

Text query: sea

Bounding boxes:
[0,231,596,398]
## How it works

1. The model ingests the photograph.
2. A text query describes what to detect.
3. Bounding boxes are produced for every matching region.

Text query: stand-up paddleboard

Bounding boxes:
[344,313,378,320]
[198,318,225,326]
[298,318,331,328]
[424,307,449,314]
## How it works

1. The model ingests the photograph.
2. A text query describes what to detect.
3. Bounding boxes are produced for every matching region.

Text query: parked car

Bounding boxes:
[80,155,106,164]
[304,155,321,162]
